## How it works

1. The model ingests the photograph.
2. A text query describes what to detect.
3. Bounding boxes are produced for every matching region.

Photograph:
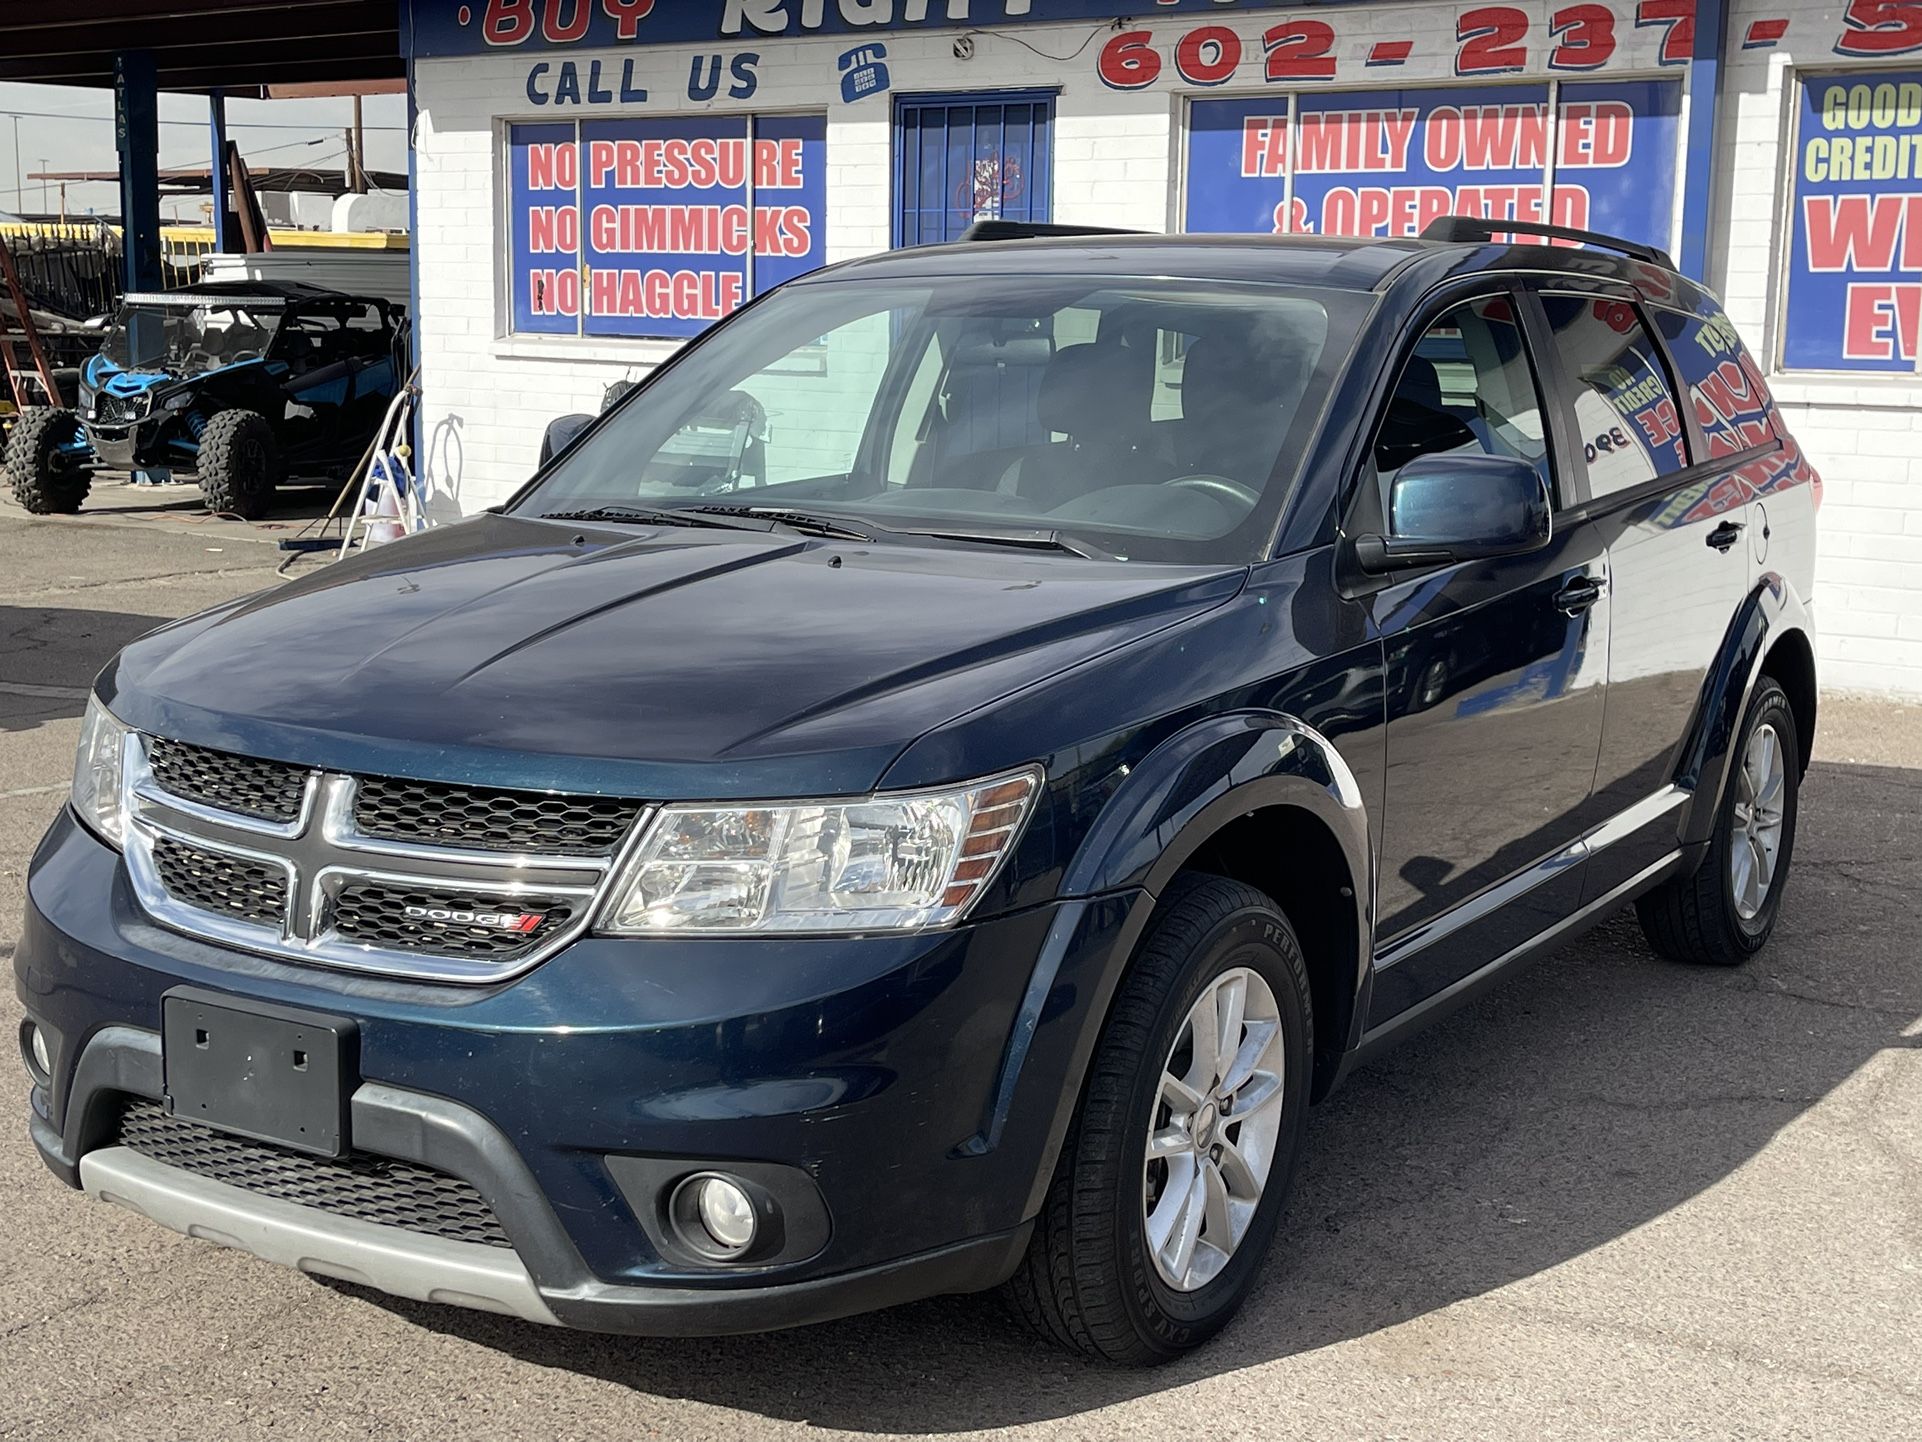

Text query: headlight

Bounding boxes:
[600,768,1042,935]
[162,391,195,411]
[71,697,130,848]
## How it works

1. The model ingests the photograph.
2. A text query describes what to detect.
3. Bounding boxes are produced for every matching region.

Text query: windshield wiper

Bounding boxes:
[874,523,1112,560]
[688,504,875,542]
[538,504,763,530]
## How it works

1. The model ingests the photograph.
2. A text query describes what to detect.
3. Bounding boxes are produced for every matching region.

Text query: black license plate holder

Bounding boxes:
[161,987,357,1158]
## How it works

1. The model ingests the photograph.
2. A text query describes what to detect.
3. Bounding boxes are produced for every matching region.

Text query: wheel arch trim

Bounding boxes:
[1676,573,1815,847]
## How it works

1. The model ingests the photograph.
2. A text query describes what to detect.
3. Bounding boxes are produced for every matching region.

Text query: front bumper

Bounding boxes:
[19,809,1144,1334]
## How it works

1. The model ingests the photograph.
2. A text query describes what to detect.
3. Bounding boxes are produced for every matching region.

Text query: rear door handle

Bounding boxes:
[1707,520,1746,552]
[1552,577,1606,615]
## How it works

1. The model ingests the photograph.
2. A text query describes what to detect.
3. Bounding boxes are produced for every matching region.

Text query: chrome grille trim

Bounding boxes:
[121,734,650,984]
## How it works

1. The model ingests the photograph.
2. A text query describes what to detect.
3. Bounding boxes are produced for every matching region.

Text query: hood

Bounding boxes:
[103,514,1245,799]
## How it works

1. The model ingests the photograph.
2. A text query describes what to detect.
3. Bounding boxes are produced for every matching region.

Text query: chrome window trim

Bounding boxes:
[120,733,654,985]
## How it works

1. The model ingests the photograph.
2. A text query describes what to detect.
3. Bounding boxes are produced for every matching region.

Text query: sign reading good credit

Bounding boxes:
[1784,70,1922,371]
[1187,81,1677,251]
[508,114,826,339]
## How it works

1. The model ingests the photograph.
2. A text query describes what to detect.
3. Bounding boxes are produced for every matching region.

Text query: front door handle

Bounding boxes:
[1552,577,1606,615]
[1706,520,1746,552]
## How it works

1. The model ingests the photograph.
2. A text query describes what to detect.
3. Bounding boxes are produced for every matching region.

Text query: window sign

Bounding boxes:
[1783,71,1922,372]
[1185,81,1678,252]
[505,115,827,341]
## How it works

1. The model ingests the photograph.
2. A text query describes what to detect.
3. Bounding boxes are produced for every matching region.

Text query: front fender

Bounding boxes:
[1676,572,1814,846]
[1062,709,1374,1056]
[1063,709,1370,905]
[973,710,1375,1221]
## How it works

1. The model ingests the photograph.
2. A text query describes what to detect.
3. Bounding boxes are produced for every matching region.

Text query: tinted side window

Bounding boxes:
[1539,294,1689,497]
[1651,307,1782,460]
[1373,295,1550,527]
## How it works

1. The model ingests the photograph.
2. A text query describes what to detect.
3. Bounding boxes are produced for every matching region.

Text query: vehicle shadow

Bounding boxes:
[342,757,1921,1432]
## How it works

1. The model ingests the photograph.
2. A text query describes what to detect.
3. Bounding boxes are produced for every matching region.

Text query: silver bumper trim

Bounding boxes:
[78,1145,561,1327]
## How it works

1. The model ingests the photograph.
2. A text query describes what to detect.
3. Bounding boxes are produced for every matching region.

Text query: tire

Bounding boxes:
[196,408,279,519]
[5,407,91,514]
[1005,874,1314,1365]
[1636,677,1800,966]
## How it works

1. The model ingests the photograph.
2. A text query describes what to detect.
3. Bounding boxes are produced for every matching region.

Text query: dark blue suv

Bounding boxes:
[18,220,1820,1364]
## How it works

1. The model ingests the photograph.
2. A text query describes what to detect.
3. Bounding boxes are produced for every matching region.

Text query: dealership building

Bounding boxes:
[400,0,1922,695]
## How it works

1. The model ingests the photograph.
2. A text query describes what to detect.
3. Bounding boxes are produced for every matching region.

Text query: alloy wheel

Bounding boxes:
[1731,720,1787,921]
[1142,965,1286,1292]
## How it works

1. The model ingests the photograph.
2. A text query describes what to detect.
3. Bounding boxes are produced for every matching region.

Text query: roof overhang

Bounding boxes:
[0,1,402,93]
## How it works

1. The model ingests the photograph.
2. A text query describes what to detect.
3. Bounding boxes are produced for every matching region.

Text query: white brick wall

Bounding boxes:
[412,4,1922,698]
[1714,0,1922,698]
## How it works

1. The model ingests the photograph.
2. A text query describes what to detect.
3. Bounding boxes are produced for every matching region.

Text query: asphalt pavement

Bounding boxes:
[1,485,1917,1441]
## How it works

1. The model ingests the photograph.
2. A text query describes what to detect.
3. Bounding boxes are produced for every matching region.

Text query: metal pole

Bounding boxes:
[115,50,163,294]
[352,94,367,193]
[209,89,235,252]
[10,117,19,209]
[37,157,47,213]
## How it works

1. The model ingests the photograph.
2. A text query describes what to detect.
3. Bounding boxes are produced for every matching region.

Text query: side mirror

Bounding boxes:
[539,413,594,467]
[1353,453,1552,573]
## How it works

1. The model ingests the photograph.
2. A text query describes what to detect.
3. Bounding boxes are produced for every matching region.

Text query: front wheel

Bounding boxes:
[5,407,91,514]
[1005,874,1313,1364]
[1637,676,1801,965]
[195,408,279,519]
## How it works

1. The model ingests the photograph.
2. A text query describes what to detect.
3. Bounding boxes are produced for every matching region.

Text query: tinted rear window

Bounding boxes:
[1651,307,1782,460]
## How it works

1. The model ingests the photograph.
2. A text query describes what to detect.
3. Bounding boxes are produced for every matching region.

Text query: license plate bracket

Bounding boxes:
[162,987,357,1158]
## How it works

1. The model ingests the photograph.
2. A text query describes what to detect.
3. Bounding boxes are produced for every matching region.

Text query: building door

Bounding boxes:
[894,93,1054,247]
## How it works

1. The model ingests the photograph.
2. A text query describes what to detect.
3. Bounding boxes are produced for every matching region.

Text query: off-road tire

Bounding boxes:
[196,408,279,519]
[5,407,90,514]
[1636,677,1800,966]
[1005,874,1313,1365]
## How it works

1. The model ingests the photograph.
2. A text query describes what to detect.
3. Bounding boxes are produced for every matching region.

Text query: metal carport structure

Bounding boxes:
[0,2,404,292]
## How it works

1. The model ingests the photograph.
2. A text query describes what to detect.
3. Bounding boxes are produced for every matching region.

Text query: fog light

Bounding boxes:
[24,1022,51,1081]
[696,1176,757,1253]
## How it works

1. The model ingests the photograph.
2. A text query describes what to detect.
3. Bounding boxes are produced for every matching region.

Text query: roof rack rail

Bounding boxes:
[1418,216,1676,272]
[956,221,1146,244]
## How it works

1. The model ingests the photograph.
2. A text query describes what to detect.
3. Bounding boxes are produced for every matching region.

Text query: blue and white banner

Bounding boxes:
[1784,69,1922,372]
[1185,80,1677,252]
[414,0,1305,57]
[506,114,827,339]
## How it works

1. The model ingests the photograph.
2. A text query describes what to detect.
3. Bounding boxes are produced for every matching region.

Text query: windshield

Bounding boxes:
[515,275,1367,563]
[100,301,281,373]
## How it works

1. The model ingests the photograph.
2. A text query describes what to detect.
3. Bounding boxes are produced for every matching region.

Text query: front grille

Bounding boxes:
[114,1098,512,1248]
[353,775,641,856]
[151,835,287,928]
[332,881,574,961]
[149,738,308,823]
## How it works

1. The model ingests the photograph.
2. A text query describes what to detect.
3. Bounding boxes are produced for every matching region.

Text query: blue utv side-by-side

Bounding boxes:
[5,281,404,520]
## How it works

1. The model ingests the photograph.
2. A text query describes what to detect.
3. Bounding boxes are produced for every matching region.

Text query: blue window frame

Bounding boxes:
[893,92,1055,247]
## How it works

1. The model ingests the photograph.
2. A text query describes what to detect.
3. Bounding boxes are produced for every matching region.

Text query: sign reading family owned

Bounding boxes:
[1784,69,1922,372]
[508,115,826,339]
[414,0,1309,55]
[1187,82,1679,251]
